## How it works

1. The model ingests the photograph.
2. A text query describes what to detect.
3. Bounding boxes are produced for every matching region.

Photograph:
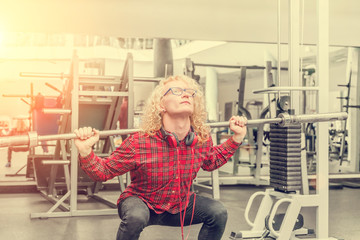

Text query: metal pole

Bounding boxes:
[253,86,319,94]
[20,72,162,83]
[316,0,330,238]
[70,51,79,215]
[207,118,281,128]
[0,112,348,148]
[277,0,281,87]
[193,63,289,71]
[20,72,119,81]
[42,109,71,114]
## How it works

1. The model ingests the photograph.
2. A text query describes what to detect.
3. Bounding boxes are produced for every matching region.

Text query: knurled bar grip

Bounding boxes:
[0,112,348,148]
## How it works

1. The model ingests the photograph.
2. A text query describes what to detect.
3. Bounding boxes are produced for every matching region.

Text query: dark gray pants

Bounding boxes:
[116,194,228,240]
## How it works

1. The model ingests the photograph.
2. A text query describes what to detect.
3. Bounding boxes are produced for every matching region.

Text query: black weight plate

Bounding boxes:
[270,142,301,148]
[270,169,302,176]
[270,146,301,153]
[270,151,301,157]
[270,124,301,130]
[270,156,301,162]
[270,174,302,181]
[270,128,302,134]
[270,165,301,172]
[269,133,301,139]
[270,137,301,143]
[270,160,301,167]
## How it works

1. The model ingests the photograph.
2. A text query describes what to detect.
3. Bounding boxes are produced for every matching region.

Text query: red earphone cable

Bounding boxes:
[185,194,196,240]
[176,137,197,240]
[181,148,196,240]
[176,148,185,240]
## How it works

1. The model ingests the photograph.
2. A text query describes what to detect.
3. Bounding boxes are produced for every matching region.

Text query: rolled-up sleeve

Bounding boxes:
[79,134,136,181]
[201,136,241,171]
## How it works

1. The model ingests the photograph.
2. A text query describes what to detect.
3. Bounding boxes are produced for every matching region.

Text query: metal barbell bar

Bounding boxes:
[0,112,348,148]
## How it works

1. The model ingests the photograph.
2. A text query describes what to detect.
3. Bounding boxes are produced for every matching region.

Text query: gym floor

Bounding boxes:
[1,149,360,240]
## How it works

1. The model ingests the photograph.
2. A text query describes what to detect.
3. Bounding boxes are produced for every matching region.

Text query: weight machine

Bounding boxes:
[16,51,136,218]
[229,0,337,239]
[2,82,61,174]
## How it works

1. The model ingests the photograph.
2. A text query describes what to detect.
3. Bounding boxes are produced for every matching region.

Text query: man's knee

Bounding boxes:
[118,197,150,233]
[123,210,149,227]
[208,201,228,224]
[215,205,228,222]
[117,208,149,240]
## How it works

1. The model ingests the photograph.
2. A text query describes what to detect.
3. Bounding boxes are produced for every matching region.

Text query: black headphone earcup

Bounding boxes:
[161,127,179,147]
[169,133,180,148]
[185,132,197,147]
[161,127,197,147]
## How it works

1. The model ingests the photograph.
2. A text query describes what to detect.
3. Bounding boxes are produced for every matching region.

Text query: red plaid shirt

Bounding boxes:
[79,130,240,214]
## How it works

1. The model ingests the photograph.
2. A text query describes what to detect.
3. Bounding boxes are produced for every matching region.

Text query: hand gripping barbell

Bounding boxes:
[0,112,348,148]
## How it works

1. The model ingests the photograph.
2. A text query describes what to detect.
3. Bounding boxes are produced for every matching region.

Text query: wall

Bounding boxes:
[1,0,360,47]
[0,60,69,117]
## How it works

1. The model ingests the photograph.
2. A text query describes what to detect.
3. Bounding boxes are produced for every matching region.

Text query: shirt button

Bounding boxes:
[172,190,175,194]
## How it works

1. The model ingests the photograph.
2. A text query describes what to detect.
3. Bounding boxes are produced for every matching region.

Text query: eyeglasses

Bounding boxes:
[163,87,197,97]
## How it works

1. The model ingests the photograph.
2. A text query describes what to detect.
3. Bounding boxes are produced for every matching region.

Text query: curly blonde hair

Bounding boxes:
[140,75,210,143]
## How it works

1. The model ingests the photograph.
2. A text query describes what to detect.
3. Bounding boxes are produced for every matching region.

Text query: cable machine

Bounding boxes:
[229,0,339,239]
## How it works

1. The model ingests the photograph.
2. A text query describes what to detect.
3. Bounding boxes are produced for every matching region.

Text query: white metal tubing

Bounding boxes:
[3,94,58,99]
[300,133,309,195]
[316,0,330,238]
[79,91,128,97]
[0,135,30,147]
[42,160,70,165]
[70,51,80,215]
[277,0,281,86]
[79,80,121,86]
[46,191,71,215]
[289,0,301,115]
[267,198,293,238]
[206,67,218,122]
[0,112,348,148]
[253,86,319,94]
[42,109,71,114]
[211,170,220,199]
[248,190,274,231]
[282,112,347,124]
[20,72,68,79]
[133,77,162,82]
[127,53,135,130]
[20,72,160,83]
[20,72,119,81]
[208,118,282,128]
[78,75,119,81]
[244,192,266,227]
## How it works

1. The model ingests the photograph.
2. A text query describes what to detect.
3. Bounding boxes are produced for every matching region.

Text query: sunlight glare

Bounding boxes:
[0,30,3,47]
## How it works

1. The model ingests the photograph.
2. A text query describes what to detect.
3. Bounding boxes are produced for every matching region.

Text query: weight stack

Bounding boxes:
[269,123,302,193]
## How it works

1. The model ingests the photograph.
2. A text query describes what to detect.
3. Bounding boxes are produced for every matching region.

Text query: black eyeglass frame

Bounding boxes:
[162,87,197,97]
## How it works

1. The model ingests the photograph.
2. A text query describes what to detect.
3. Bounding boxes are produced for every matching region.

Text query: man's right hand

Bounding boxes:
[74,127,100,157]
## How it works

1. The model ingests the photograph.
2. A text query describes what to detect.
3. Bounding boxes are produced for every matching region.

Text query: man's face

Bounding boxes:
[161,81,195,117]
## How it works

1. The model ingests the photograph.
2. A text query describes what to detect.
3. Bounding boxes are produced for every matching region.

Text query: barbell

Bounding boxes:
[0,112,348,148]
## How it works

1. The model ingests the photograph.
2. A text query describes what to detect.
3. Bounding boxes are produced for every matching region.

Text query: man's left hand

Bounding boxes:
[229,115,247,143]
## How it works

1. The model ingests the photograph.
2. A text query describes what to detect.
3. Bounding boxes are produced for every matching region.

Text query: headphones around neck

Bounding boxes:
[160,127,198,148]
